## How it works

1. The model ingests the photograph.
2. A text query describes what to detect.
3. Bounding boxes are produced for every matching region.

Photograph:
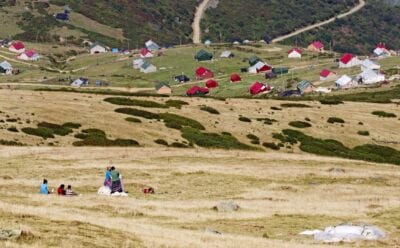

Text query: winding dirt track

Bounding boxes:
[192,0,212,44]
[272,0,365,43]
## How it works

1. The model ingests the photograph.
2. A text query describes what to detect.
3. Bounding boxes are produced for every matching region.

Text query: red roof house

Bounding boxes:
[195,66,214,80]
[140,48,153,58]
[319,69,336,80]
[307,41,324,52]
[205,79,218,88]
[186,86,209,96]
[9,41,25,53]
[288,48,302,58]
[249,82,271,95]
[339,53,360,68]
[230,73,241,82]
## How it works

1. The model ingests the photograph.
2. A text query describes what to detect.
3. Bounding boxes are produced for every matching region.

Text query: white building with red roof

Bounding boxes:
[319,69,337,81]
[339,53,360,68]
[17,50,40,61]
[140,48,154,58]
[9,41,25,54]
[288,48,302,58]
[307,41,324,52]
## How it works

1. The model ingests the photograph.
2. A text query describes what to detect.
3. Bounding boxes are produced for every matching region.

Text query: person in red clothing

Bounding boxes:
[57,184,66,195]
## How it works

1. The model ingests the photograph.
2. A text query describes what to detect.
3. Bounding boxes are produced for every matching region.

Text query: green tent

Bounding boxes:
[195,49,213,61]
[249,56,261,66]
[272,67,289,74]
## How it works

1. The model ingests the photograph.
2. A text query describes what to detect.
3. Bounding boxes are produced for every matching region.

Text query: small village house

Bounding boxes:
[145,40,160,51]
[357,69,385,85]
[249,61,271,74]
[288,48,302,58]
[155,82,172,95]
[140,61,157,73]
[319,69,337,81]
[307,41,324,52]
[71,78,89,87]
[17,50,40,61]
[140,48,153,58]
[361,59,381,71]
[90,44,107,54]
[373,43,390,59]
[339,53,360,68]
[195,49,213,61]
[297,80,316,94]
[195,66,213,80]
[9,41,25,54]
[335,75,356,89]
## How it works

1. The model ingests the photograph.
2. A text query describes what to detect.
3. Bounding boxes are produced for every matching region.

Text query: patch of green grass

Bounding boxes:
[372,111,397,118]
[73,129,139,147]
[239,116,252,122]
[115,108,160,119]
[280,129,400,165]
[200,106,220,115]
[104,97,168,108]
[160,113,205,130]
[288,121,312,128]
[357,131,370,136]
[21,127,55,139]
[281,103,311,108]
[38,122,73,136]
[272,133,298,145]
[125,117,142,123]
[181,127,256,150]
[165,100,189,109]
[327,117,345,124]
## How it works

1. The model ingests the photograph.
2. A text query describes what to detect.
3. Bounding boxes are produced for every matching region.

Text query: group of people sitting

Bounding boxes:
[40,179,77,196]
[104,166,124,193]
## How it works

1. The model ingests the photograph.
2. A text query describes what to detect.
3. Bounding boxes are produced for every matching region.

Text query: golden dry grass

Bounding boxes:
[0,147,399,247]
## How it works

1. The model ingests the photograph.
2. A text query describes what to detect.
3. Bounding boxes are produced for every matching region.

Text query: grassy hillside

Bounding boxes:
[202,0,357,42]
[281,0,400,54]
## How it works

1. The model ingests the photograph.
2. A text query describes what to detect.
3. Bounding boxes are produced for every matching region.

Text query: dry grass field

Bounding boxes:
[0,147,399,247]
[0,88,399,247]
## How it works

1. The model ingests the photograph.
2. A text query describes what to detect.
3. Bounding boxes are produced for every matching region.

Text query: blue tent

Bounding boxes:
[55,13,69,21]
[111,48,119,53]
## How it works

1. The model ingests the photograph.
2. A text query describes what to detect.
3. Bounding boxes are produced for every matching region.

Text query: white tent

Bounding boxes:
[0,61,13,74]
[248,61,268,74]
[373,47,390,58]
[358,69,385,85]
[71,78,89,87]
[90,44,107,54]
[145,40,160,51]
[361,59,380,71]
[133,58,144,69]
[220,51,233,58]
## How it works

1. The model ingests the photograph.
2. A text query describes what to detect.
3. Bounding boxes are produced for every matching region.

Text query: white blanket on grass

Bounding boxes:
[300,224,385,243]
[97,186,128,197]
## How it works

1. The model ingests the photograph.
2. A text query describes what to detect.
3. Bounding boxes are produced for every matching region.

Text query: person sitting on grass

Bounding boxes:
[40,179,51,194]
[57,184,66,195]
[104,166,112,188]
[65,185,78,196]
[110,166,123,193]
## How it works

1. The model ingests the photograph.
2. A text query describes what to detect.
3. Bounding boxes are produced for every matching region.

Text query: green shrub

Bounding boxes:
[164,120,182,130]
[281,103,311,108]
[22,127,55,139]
[371,111,397,118]
[7,127,18,132]
[165,100,189,109]
[251,140,260,145]
[289,121,312,128]
[73,128,139,147]
[154,139,169,146]
[104,97,167,108]
[38,122,73,136]
[170,142,189,148]
[327,117,345,124]
[246,134,259,141]
[0,139,25,146]
[125,117,142,123]
[319,99,343,105]
[160,113,205,130]
[200,106,220,115]
[272,132,298,145]
[262,142,280,150]
[256,118,277,125]
[239,116,251,122]
[6,118,17,122]
[357,131,370,136]
[115,108,160,119]
[181,127,256,150]
[270,106,282,111]
[62,122,81,129]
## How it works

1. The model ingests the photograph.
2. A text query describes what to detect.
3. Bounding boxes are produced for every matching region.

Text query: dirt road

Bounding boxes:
[272,0,365,43]
[192,0,212,44]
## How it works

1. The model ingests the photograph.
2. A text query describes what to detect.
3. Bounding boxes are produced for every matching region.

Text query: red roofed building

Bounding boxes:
[373,43,391,58]
[186,86,209,96]
[288,48,302,58]
[195,66,213,80]
[230,73,241,83]
[9,41,25,54]
[17,49,40,61]
[205,79,218,88]
[307,41,324,53]
[249,82,271,95]
[319,69,337,81]
[339,53,360,68]
[140,48,153,58]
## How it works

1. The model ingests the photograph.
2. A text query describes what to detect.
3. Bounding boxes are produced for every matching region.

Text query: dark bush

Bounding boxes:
[357,131,370,136]
[104,97,167,108]
[160,113,205,130]
[73,128,139,147]
[62,122,81,129]
[372,111,397,118]
[165,100,189,109]
[22,127,55,139]
[125,117,142,123]
[289,121,312,128]
[200,106,220,115]
[327,117,345,124]
[7,127,18,132]
[6,118,17,122]
[154,139,168,146]
[115,108,160,119]
[239,116,251,122]
[262,142,280,150]
[319,99,343,105]
[0,139,25,146]
[270,106,282,111]
[38,122,73,136]
[281,103,311,108]
[170,142,189,148]
[256,118,277,125]
[246,134,259,141]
